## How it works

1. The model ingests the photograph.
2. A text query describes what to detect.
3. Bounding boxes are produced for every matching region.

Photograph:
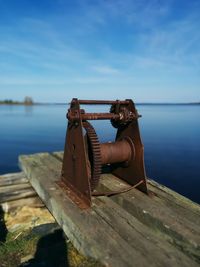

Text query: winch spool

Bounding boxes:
[60,98,148,208]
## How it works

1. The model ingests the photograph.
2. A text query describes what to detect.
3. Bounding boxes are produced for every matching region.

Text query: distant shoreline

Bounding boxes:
[0,102,34,105]
[0,102,199,106]
[0,98,34,105]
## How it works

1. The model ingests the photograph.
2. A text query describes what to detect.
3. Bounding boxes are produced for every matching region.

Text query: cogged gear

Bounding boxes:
[82,121,102,191]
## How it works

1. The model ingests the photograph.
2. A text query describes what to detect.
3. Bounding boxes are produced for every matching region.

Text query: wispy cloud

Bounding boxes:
[1,1,199,73]
[0,0,199,101]
[0,75,109,85]
[95,0,170,28]
[92,65,120,75]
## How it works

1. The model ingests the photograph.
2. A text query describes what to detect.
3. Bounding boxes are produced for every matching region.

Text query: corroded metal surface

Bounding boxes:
[61,98,148,208]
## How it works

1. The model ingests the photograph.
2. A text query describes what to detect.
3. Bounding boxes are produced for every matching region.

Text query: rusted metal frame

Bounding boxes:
[112,99,148,193]
[78,100,130,105]
[61,98,148,208]
[61,99,92,208]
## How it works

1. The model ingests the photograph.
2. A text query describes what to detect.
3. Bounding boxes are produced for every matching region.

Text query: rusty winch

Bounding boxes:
[60,99,148,208]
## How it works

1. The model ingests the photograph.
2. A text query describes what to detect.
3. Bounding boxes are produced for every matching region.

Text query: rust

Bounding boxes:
[61,98,148,208]
[78,99,130,105]
[67,111,140,122]
[100,139,133,165]
[67,112,121,121]
[83,121,102,191]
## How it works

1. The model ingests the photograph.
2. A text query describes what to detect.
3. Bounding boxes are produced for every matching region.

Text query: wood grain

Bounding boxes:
[0,172,43,211]
[19,152,200,267]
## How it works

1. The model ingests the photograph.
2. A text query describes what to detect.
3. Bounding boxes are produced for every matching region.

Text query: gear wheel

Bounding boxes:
[110,104,135,128]
[82,121,102,191]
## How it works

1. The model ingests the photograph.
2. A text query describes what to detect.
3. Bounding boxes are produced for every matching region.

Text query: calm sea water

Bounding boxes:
[0,104,199,203]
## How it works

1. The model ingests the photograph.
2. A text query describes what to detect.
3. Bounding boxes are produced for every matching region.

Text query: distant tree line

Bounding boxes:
[24,96,33,105]
[0,97,34,105]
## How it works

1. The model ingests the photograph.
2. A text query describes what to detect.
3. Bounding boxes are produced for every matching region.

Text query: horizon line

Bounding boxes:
[1,100,200,105]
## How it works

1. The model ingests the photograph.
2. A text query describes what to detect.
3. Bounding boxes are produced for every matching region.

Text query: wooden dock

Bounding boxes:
[19,151,200,267]
[0,172,43,212]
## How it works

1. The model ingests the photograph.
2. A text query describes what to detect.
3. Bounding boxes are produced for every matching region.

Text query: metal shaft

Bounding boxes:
[78,100,129,105]
[67,112,122,121]
[100,139,132,165]
[68,111,139,121]
[80,112,120,121]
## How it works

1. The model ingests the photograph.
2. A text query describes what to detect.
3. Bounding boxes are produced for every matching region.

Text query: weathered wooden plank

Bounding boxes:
[0,183,33,194]
[52,151,200,262]
[1,196,43,212]
[19,152,200,267]
[99,174,200,261]
[51,152,200,261]
[148,178,200,215]
[0,172,43,211]
[0,188,36,203]
[0,172,27,187]
[93,197,198,267]
[19,153,146,267]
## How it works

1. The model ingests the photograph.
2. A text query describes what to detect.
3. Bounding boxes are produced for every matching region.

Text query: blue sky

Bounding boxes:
[0,0,199,103]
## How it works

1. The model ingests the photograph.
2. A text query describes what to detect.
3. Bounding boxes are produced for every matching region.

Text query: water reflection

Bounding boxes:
[24,105,33,116]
